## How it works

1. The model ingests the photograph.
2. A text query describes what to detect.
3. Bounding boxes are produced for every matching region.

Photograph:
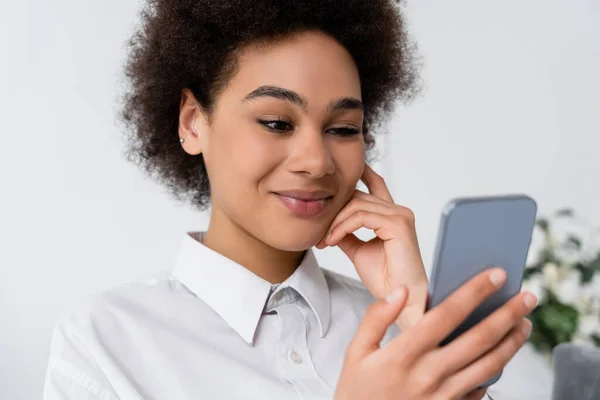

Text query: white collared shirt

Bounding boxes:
[43,232,399,400]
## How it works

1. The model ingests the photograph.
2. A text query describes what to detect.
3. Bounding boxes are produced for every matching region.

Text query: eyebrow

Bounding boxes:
[241,85,363,113]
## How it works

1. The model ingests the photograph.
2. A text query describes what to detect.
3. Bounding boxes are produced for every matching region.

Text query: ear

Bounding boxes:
[178,89,209,155]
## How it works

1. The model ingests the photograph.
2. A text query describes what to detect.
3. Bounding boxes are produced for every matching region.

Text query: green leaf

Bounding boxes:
[540,248,556,264]
[523,267,542,280]
[539,306,577,336]
[536,218,549,232]
[528,328,553,354]
[555,208,575,217]
[589,253,600,272]
[592,334,600,347]
[565,235,582,250]
[575,262,595,284]
[528,293,580,351]
[528,306,561,351]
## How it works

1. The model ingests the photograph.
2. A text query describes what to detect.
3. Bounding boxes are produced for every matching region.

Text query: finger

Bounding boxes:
[353,189,416,230]
[322,199,397,245]
[324,194,394,235]
[336,233,363,260]
[352,189,390,205]
[433,291,537,376]
[316,190,405,249]
[440,319,531,398]
[316,223,365,250]
[346,286,409,361]
[361,164,394,203]
[354,189,415,222]
[327,210,400,246]
[388,268,508,357]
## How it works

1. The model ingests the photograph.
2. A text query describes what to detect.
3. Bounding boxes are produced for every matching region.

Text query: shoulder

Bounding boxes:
[50,271,184,338]
[45,274,177,399]
[47,270,198,383]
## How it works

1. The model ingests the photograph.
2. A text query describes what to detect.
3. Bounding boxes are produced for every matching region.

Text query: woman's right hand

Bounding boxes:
[334,268,537,400]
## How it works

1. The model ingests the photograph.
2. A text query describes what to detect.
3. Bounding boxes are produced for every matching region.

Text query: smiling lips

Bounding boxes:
[273,190,334,217]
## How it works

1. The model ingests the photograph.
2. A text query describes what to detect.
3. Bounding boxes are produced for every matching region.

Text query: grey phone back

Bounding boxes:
[427,194,537,386]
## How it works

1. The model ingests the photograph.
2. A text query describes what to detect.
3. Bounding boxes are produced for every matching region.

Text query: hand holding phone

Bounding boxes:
[335,267,537,399]
[426,194,538,387]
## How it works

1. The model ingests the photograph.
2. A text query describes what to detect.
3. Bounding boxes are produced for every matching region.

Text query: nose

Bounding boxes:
[286,128,336,178]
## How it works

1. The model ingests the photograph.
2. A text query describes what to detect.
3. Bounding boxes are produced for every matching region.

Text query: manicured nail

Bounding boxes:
[386,287,406,303]
[522,319,532,337]
[524,293,538,309]
[489,268,506,286]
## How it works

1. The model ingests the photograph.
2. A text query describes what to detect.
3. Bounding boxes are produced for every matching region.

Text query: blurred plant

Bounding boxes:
[522,208,600,360]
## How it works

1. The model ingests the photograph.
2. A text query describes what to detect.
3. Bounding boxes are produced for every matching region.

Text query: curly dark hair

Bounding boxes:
[120,0,420,210]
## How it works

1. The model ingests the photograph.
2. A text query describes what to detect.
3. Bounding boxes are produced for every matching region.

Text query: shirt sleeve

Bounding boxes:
[43,314,119,400]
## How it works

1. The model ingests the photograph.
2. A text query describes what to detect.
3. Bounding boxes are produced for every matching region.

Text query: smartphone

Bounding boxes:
[426,194,537,387]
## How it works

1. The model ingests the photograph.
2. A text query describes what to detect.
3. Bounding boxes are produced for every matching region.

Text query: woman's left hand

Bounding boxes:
[316,164,429,329]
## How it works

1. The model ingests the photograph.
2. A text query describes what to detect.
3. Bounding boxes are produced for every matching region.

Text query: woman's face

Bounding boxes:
[183,30,365,251]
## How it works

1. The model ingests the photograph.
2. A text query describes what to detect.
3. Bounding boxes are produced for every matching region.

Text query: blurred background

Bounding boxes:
[1,0,599,398]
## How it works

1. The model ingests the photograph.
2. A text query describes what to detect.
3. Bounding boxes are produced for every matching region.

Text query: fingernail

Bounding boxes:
[522,319,532,337]
[489,268,506,286]
[524,293,538,309]
[385,287,406,303]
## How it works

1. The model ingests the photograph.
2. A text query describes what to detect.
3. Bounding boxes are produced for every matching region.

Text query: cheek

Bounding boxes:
[233,132,282,188]
[210,123,282,195]
[239,134,278,173]
[333,142,365,196]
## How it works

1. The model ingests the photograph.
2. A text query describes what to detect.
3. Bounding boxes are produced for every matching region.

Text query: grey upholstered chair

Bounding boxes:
[552,343,600,400]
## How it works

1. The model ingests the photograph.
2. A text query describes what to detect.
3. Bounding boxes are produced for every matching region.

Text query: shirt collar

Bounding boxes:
[172,232,331,344]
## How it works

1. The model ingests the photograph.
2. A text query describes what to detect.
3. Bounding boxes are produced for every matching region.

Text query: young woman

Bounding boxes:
[43,0,537,399]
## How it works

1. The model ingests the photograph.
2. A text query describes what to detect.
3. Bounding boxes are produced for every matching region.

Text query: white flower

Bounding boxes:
[525,250,539,269]
[542,262,560,291]
[574,294,592,314]
[589,298,600,315]
[526,229,544,267]
[555,269,582,306]
[548,233,558,250]
[589,275,600,299]
[576,314,600,337]
[572,333,595,347]
[557,249,581,265]
[578,275,600,310]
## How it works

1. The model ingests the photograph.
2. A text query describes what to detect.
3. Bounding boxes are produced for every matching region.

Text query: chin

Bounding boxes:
[267,235,319,252]
[261,225,327,252]
[250,200,337,251]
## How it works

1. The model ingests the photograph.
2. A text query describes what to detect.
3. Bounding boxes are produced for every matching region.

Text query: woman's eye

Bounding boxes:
[258,119,293,133]
[258,119,360,137]
[327,127,361,137]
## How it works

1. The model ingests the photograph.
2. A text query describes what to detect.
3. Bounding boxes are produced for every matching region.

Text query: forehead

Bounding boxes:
[224,31,362,103]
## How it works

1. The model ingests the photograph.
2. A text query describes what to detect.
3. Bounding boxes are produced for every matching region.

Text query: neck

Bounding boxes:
[203,205,305,284]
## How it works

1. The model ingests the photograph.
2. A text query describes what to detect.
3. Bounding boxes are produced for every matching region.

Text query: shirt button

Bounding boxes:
[289,349,303,364]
